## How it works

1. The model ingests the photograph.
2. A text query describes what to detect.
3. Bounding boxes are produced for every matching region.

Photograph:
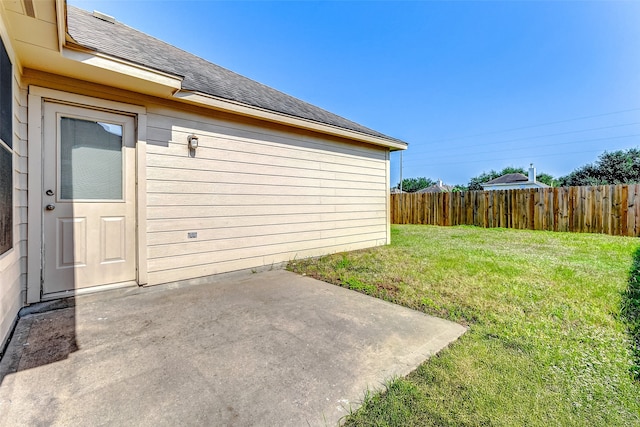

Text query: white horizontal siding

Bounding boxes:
[146,238,386,285]
[147,234,387,274]
[146,135,386,172]
[147,180,386,197]
[148,193,386,207]
[0,68,27,349]
[148,217,386,245]
[149,227,386,259]
[145,106,389,284]
[0,261,22,346]
[146,154,385,184]
[146,167,381,190]
[146,210,385,233]
[148,108,385,161]
[148,203,385,220]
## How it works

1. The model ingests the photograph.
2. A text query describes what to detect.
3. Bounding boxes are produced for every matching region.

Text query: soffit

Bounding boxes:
[1,0,59,68]
[0,1,181,98]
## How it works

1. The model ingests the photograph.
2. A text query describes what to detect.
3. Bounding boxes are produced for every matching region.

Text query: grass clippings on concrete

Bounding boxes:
[288,225,640,427]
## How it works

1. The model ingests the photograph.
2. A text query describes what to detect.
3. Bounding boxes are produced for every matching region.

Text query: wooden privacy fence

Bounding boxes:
[390,184,640,237]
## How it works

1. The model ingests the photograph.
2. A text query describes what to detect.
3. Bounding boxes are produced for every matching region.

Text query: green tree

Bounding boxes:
[397,177,435,193]
[559,148,640,187]
[536,172,557,187]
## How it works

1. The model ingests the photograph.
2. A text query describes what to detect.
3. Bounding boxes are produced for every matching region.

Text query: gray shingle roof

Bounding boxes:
[66,6,403,143]
[416,184,454,193]
[484,173,529,185]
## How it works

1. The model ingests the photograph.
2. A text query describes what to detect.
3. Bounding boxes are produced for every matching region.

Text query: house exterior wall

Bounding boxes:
[144,107,389,284]
[22,70,391,288]
[0,32,27,351]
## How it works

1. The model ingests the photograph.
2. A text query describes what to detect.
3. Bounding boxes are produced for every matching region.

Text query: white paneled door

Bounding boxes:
[42,102,136,296]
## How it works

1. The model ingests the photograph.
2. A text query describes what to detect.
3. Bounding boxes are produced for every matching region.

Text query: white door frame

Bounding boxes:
[27,86,148,303]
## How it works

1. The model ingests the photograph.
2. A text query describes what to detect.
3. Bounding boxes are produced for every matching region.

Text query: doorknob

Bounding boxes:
[45,189,54,196]
[45,204,56,211]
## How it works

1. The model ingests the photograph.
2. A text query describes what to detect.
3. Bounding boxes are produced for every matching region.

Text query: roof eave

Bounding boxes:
[481,182,547,189]
[55,5,407,151]
[62,45,184,90]
[173,90,408,151]
[58,46,408,151]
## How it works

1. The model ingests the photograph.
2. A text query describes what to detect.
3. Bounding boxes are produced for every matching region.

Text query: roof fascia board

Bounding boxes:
[62,46,183,89]
[55,0,65,51]
[173,90,408,150]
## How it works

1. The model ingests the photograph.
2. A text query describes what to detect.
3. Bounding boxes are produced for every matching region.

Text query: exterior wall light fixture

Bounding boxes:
[187,134,199,150]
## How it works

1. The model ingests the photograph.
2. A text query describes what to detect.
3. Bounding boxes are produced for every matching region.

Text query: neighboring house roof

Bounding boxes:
[416,183,454,193]
[66,6,403,144]
[390,188,405,194]
[484,173,529,185]
[482,171,550,190]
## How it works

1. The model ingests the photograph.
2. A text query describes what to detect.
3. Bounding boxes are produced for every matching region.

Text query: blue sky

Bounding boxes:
[68,0,640,187]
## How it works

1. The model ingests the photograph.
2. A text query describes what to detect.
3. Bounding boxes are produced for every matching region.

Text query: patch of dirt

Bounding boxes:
[17,309,78,371]
[375,281,400,297]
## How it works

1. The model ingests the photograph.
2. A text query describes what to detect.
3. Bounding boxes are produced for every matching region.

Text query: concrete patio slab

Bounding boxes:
[0,269,466,426]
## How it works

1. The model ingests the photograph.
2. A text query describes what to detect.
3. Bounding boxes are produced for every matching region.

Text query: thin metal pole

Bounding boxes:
[399,151,403,192]
[399,151,403,222]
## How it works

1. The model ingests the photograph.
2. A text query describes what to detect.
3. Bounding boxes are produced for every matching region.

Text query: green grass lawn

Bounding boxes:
[287,225,640,426]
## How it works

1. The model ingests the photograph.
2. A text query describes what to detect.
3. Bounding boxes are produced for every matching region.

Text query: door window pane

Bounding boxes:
[60,117,123,200]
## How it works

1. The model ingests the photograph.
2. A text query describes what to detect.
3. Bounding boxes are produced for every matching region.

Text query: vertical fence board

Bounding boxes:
[612,185,621,236]
[602,185,608,234]
[516,190,522,229]
[568,186,575,232]
[621,185,628,236]
[601,186,608,235]
[578,186,585,232]
[514,191,521,229]
[499,191,503,227]
[628,185,639,237]
[552,188,559,232]
[633,185,638,236]
[499,191,505,228]
[633,184,640,236]
[560,187,569,232]
[589,185,606,233]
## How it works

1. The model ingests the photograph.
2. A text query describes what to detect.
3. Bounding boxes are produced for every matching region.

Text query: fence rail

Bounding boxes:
[390,184,640,237]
